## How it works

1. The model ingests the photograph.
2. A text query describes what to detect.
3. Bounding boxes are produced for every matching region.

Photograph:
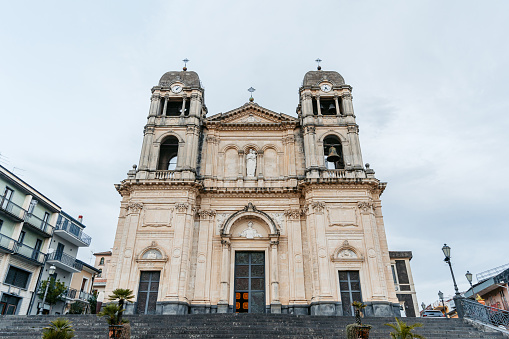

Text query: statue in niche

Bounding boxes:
[246,149,257,177]
[239,221,262,239]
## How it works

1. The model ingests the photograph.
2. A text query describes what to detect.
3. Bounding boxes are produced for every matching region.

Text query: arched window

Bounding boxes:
[99,257,104,265]
[323,135,345,169]
[158,136,179,170]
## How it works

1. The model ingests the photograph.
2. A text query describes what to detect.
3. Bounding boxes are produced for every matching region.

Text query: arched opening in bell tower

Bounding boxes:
[323,135,345,169]
[157,136,179,170]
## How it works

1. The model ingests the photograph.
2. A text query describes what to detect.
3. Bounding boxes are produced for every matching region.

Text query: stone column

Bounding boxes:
[301,93,313,118]
[204,135,215,177]
[286,135,296,177]
[342,93,354,116]
[180,95,187,117]
[270,239,281,313]
[167,203,189,301]
[334,95,341,116]
[347,125,363,169]
[161,96,168,116]
[218,238,231,313]
[284,209,306,308]
[138,126,155,170]
[193,209,215,306]
[315,96,322,116]
[257,151,264,178]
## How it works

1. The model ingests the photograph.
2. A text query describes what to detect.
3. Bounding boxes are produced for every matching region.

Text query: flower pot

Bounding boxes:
[355,326,371,339]
[108,325,124,339]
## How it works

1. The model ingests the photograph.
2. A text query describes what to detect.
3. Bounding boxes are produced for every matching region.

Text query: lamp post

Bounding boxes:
[39,265,56,315]
[442,244,461,296]
[438,290,447,318]
[465,271,476,300]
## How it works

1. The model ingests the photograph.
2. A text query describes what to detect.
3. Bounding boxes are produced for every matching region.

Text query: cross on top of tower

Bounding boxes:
[248,87,256,102]
[183,58,189,71]
[315,58,322,70]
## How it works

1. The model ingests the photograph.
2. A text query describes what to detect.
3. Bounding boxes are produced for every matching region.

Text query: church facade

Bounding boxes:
[105,67,416,316]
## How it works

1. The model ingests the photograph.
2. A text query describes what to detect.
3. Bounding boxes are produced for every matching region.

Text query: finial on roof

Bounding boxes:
[315,58,322,71]
[248,87,256,102]
[183,58,189,71]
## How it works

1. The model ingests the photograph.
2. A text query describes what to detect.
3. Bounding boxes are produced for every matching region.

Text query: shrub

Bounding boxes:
[385,317,425,339]
[41,318,75,339]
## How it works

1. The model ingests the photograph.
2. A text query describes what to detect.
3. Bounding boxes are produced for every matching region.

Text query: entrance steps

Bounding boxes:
[0,314,505,338]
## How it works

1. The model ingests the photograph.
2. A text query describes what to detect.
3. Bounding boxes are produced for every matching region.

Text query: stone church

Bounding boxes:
[105,66,418,317]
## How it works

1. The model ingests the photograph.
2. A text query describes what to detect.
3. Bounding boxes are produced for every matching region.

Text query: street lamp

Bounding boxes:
[442,244,461,296]
[421,302,426,311]
[39,265,56,315]
[438,290,447,317]
[465,271,475,300]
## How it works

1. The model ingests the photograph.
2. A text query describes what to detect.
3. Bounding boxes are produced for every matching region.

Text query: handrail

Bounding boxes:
[0,232,16,252]
[47,251,83,271]
[461,298,509,329]
[0,197,26,220]
[23,212,54,235]
[55,218,91,246]
[154,170,176,180]
[14,242,45,264]
[64,287,92,301]
[321,169,346,179]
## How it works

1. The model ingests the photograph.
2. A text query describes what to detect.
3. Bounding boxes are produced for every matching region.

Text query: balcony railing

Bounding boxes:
[47,251,83,271]
[0,197,26,221]
[55,219,91,246]
[23,213,54,236]
[64,287,92,302]
[0,233,17,252]
[14,242,45,265]
[461,298,509,329]
[154,170,177,180]
[321,169,347,179]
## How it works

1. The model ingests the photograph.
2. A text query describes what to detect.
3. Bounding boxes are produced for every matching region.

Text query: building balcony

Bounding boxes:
[23,213,54,238]
[54,220,91,247]
[0,197,26,222]
[13,242,45,265]
[46,251,82,273]
[154,170,179,180]
[63,287,92,302]
[0,232,16,253]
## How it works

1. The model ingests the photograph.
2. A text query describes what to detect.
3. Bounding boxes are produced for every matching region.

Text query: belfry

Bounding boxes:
[105,64,418,317]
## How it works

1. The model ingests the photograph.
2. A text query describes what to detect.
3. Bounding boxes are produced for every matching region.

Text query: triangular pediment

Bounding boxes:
[206,102,298,125]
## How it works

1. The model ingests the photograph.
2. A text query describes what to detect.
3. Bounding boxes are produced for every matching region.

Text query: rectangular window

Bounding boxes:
[391,265,398,284]
[4,266,31,289]
[1,187,14,211]
[3,187,13,201]
[0,219,3,232]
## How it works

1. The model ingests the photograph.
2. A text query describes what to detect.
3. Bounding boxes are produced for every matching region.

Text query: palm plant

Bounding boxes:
[41,318,75,339]
[352,301,367,325]
[385,317,425,339]
[99,304,124,325]
[108,288,134,325]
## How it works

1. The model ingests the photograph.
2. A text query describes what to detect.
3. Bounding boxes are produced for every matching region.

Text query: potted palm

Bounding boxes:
[385,317,425,339]
[41,318,75,339]
[99,288,135,339]
[346,301,372,339]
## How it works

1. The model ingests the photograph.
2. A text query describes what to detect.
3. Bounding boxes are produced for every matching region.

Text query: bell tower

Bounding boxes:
[136,65,206,180]
[298,64,364,178]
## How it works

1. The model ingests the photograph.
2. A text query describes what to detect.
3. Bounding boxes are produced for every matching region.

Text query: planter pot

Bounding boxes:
[355,326,371,339]
[346,324,372,339]
[109,324,130,339]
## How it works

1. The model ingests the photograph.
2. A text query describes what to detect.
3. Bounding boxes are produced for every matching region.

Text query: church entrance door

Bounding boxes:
[136,271,160,314]
[339,270,362,316]
[234,251,265,313]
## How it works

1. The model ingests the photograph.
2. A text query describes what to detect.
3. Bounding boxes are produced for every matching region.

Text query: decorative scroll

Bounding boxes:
[175,203,189,213]
[127,202,143,214]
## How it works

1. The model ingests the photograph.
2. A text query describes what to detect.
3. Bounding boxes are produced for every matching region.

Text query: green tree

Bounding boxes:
[68,301,86,314]
[88,291,98,314]
[385,317,425,339]
[41,318,75,339]
[37,278,67,313]
[108,288,134,325]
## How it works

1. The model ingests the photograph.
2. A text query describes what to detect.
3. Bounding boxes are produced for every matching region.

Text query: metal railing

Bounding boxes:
[47,251,83,271]
[461,298,509,329]
[23,213,54,236]
[0,232,17,252]
[477,263,509,282]
[0,197,26,220]
[14,242,45,264]
[55,218,91,246]
[64,287,92,302]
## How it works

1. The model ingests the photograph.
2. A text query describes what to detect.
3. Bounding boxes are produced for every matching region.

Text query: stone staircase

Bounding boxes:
[0,314,504,338]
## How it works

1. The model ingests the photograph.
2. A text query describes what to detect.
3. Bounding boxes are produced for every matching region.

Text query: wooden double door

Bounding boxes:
[234,251,265,313]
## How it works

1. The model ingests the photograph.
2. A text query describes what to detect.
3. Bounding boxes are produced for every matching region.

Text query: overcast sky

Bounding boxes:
[1,1,508,309]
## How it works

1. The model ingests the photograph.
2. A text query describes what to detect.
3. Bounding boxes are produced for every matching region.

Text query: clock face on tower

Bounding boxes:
[171,84,183,93]
[320,84,332,92]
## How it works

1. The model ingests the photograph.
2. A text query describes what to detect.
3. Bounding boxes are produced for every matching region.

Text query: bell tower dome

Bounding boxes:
[136,68,206,180]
